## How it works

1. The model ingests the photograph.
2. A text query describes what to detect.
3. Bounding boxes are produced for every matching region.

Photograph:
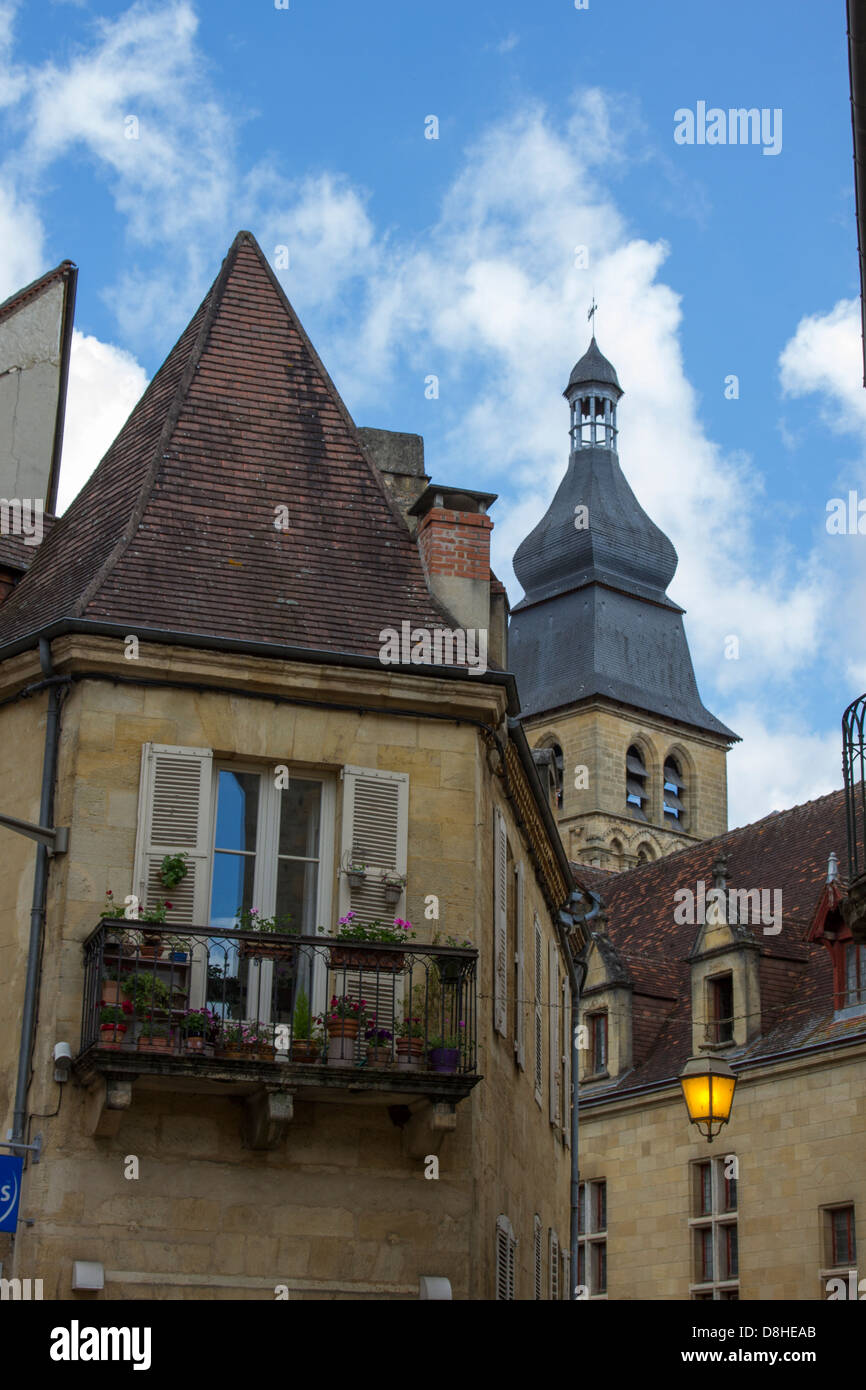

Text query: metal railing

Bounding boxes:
[843,693,866,885]
[80,921,478,1075]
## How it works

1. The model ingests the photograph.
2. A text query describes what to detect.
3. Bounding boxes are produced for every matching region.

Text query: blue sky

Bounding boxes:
[1,0,863,831]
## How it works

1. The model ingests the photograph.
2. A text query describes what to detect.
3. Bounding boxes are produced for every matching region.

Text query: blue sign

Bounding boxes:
[0,1156,23,1232]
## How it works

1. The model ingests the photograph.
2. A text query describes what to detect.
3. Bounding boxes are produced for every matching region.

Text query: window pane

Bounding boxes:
[577,1184,585,1235]
[593,1241,606,1294]
[277,857,320,934]
[577,1244,586,1288]
[725,1225,738,1279]
[211,850,255,929]
[832,1208,855,1265]
[277,780,322,859]
[214,771,259,852]
[596,1181,607,1232]
[697,1162,712,1215]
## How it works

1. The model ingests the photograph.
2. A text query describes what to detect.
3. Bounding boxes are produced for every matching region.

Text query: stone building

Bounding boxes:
[573,789,866,1301]
[509,337,737,872]
[0,232,588,1300]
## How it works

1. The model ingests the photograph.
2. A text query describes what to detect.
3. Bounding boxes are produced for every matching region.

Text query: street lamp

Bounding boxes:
[678,1055,737,1142]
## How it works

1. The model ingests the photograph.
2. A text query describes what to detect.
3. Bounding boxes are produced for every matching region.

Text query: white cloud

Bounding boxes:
[0,184,44,299]
[57,329,149,512]
[725,708,840,830]
[779,298,866,434]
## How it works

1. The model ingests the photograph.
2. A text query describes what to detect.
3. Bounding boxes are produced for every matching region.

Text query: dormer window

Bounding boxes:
[626,746,648,820]
[588,1011,608,1073]
[664,757,685,825]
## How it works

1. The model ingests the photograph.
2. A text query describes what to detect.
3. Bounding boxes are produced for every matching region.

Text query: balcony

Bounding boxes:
[74,921,481,1149]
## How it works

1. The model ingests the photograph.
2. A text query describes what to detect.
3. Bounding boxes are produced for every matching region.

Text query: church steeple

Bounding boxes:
[508,338,737,870]
[565,336,622,453]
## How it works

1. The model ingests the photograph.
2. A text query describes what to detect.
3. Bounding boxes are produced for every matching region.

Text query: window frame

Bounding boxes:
[577,1178,608,1299]
[689,1156,739,1300]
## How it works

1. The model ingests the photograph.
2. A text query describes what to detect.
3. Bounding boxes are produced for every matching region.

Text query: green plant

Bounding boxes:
[235,906,296,935]
[433,932,473,949]
[99,1004,129,1026]
[141,1015,170,1039]
[159,852,189,889]
[334,913,415,944]
[323,994,369,1023]
[182,1009,212,1037]
[396,1014,424,1040]
[123,973,170,1012]
[293,987,312,1039]
[428,1024,467,1051]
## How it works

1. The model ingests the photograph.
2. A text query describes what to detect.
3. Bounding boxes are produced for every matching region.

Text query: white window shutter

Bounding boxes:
[534,916,543,1103]
[337,767,409,1030]
[549,1229,560,1301]
[549,939,560,1125]
[133,744,213,926]
[493,807,508,1037]
[339,766,409,926]
[561,1247,570,1302]
[514,861,526,1069]
[496,1215,516,1300]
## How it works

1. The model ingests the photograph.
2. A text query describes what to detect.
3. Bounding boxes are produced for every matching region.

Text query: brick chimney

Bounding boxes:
[408,485,497,638]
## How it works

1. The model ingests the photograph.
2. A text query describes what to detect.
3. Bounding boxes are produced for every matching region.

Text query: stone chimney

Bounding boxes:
[408,484,497,640]
[358,428,429,531]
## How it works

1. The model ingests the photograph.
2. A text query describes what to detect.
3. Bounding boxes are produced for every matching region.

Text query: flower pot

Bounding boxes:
[184,1036,205,1052]
[428,1046,460,1074]
[138,1035,171,1053]
[327,1017,360,1040]
[395,1038,424,1069]
[217,1045,250,1061]
[99,1023,127,1047]
[291,1040,321,1064]
[383,884,403,905]
[254,1045,277,1062]
[101,981,123,1005]
[139,943,163,960]
[239,940,297,964]
[346,870,366,889]
[366,1045,392,1066]
[330,945,405,972]
[327,1035,359,1064]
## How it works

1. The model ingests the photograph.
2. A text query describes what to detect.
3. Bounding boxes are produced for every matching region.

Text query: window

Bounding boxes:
[577,1179,607,1298]
[706,973,734,1045]
[831,1206,856,1267]
[626,745,648,820]
[844,944,866,1007]
[549,1229,560,1300]
[496,1215,517,1300]
[493,808,508,1037]
[689,1157,739,1299]
[561,976,571,1143]
[588,1012,608,1074]
[514,862,526,1069]
[548,743,564,811]
[533,1215,543,1300]
[663,756,685,825]
[208,767,331,1030]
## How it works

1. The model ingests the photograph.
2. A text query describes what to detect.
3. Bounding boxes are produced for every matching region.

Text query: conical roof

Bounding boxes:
[565,336,622,396]
[0,232,453,654]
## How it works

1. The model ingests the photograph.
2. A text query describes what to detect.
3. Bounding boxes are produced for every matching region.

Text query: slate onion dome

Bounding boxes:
[512,338,678,607]
[565,336,623,452]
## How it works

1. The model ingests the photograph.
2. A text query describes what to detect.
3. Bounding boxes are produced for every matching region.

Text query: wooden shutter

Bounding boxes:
[561,1247,570,1302]
[549,938,560,1125]
[514,861,526,1069]
[534,916,543,1102]
[549,1229,560,1300]
[493,807,508,1037]
[533,1214,543,1300]
[133,744,213,925]
[336,767,409,1030]
[495,1215,516,1300]
[562,974,571,1143]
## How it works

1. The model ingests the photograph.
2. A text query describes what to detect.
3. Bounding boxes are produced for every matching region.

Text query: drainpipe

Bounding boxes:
[11,638,65,1147]
[565,886,600,1301]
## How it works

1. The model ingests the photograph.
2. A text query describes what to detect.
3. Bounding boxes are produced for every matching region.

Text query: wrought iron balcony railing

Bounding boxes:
[842,694,866,942]
[79,921,479,1077]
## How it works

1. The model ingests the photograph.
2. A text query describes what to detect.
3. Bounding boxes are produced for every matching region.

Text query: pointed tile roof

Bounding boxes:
[0,232,453,655]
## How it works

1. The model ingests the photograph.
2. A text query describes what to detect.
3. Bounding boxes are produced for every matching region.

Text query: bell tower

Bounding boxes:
[508,337,738,870]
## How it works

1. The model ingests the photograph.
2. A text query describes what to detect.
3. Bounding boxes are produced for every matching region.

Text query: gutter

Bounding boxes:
[11,638,68,1146]
[47,264,77,517]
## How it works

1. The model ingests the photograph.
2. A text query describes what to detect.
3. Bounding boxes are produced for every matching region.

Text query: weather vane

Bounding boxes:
[587,296,598,334]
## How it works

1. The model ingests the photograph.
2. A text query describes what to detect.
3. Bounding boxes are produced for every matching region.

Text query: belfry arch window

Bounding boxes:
[626,745,648,820]
[663,757,685,825]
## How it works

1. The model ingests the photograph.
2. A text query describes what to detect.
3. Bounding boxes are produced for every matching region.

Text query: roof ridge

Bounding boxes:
[0,260,76,326]
[72,240,237,619]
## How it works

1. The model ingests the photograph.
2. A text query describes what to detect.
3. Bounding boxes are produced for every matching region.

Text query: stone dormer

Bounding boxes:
[579,911,633,1083]
[685,853,762,1053]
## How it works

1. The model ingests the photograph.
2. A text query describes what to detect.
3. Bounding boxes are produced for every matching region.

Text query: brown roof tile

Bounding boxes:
[0,233,453,654]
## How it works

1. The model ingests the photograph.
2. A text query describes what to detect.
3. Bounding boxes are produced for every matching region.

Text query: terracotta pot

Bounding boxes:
[239,940,297,964]
[330,946,405,972]
[366,1045,392,1066]
[327,1034,359,1065]
[184,1036,205,1052]
[101,981,123,1005]
[138,1036,171,1053]
[139,943,163,960]
[99,1023,127,1045]
[217,1045,250,1061]
[292,1040,320,1064]
[253,1045,277,1062]
[327,1016,360,1039]
[395,1038,424,1069]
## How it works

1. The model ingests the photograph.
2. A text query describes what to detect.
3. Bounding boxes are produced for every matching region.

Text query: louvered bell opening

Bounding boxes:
[626,777,646,800]
[664,791,684,812]
[663,761,684,790]
[626,753,648,778]
[628,803,648,821]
